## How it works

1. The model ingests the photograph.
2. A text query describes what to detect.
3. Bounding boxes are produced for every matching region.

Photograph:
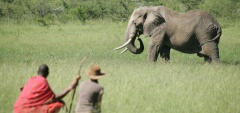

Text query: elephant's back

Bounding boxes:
[186,9,220,25]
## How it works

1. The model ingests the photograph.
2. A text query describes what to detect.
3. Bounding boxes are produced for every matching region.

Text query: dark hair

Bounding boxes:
[38,64,49,77]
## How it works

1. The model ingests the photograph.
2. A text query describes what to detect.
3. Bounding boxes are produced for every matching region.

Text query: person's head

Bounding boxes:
[86,64,105,81]
[38,64,49,78]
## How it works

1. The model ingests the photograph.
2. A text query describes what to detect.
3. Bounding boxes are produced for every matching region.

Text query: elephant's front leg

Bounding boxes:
[148,35,165,63]
[148,43,161,63]
[160,46,171,62]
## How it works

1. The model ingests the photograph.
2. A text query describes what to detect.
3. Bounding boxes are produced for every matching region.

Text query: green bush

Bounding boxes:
[199,0,240,20]
[0,0,239,24]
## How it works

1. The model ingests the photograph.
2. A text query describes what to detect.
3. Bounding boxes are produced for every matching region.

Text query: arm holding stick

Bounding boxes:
[45,57,87,105]
[55,76,80,102]
[44,76,80,104]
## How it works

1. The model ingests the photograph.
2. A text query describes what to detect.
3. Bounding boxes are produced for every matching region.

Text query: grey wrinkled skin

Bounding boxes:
[123,6,221,63]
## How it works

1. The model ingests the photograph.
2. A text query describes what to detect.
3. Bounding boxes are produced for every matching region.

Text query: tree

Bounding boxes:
[199,0,240,19]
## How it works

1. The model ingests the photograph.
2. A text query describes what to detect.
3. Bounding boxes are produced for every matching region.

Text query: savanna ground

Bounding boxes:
[0,20,240,113]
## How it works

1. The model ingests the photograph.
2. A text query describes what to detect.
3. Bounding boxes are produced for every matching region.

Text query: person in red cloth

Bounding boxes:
[14,64,79,113]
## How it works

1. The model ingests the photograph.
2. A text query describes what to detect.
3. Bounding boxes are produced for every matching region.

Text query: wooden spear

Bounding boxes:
[68,57,87,113]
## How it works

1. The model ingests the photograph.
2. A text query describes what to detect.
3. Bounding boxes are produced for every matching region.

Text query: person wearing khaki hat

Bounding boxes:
[75,64,105,113]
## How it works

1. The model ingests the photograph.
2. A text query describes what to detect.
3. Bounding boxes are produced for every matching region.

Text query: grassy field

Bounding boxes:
[0,20,240,113]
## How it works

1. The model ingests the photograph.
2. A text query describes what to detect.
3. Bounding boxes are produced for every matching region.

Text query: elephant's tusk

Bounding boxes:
[115,38,132,50]
[119,48,128,54]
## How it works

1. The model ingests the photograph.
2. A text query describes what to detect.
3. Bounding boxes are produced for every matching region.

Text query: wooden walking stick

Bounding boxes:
[68,57,87,113]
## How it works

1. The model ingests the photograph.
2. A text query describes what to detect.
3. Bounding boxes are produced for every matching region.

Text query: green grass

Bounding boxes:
[0,20,240,113]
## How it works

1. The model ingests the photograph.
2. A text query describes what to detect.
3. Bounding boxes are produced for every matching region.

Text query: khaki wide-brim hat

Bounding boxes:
[86,64,105,80]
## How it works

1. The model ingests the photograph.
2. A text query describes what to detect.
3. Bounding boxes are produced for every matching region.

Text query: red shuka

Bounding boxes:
[14,76,63,113]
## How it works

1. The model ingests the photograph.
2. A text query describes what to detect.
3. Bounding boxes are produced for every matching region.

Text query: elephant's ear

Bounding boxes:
[143,12,165,37]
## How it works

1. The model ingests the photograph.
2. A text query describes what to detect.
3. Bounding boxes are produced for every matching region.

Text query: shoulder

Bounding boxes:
[79,80,92,88]
[27,76,45,83]
[28,76,49,88]
[80,80,90,85]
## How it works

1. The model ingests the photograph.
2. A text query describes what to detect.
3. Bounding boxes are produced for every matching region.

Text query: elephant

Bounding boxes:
[115,6,222,63]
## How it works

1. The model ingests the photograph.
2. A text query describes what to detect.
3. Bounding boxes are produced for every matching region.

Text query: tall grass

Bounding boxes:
[0,20,240,113]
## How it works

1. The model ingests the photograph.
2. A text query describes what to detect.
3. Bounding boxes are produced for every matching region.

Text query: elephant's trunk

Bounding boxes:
[124,21,144,54]
[115,14,144,54]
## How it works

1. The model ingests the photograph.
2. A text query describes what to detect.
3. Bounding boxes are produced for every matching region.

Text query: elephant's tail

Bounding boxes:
[199,25,222,47]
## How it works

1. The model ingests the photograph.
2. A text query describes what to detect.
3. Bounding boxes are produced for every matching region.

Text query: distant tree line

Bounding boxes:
[0,0,239,25]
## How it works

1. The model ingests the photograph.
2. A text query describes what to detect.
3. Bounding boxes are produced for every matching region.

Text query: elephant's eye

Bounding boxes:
[133,21,136,25]
[154,19,160,25]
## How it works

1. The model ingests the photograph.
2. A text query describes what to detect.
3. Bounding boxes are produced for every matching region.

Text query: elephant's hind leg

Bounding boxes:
[200,42,220,63]
[204,56,211,63]
[197,53,211,63]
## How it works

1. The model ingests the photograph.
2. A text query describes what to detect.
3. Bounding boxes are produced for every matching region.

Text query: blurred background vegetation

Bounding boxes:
[0,0,239,25]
